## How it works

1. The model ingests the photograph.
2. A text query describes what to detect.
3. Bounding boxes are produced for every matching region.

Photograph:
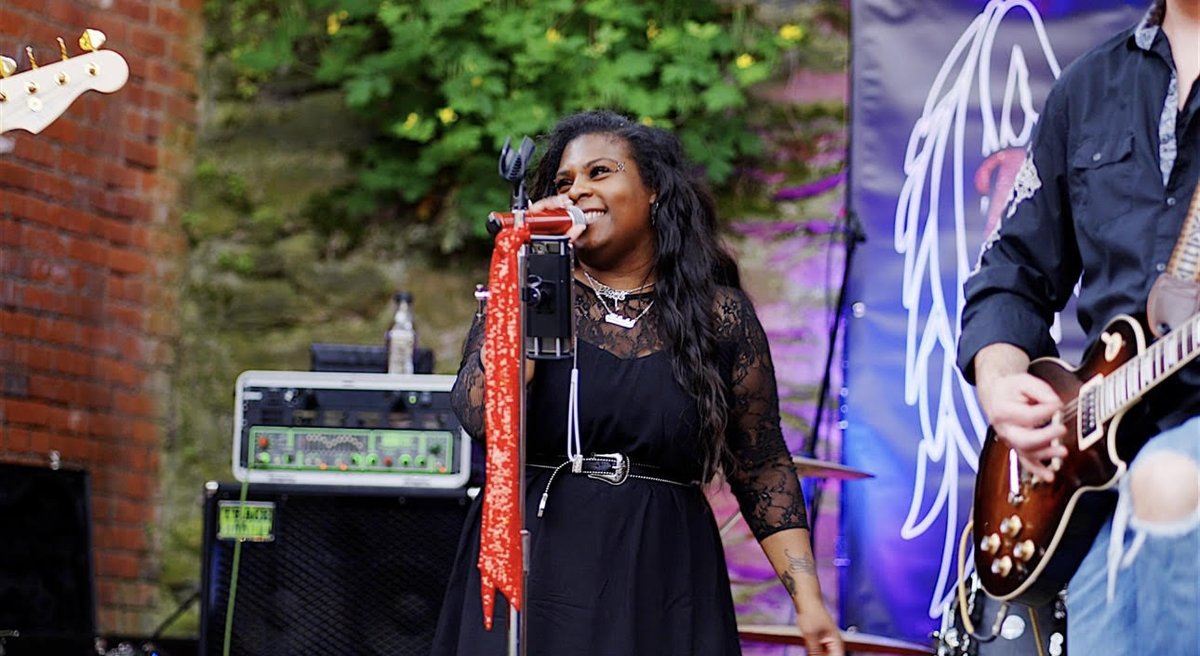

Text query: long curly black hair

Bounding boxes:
[529,110,742,479]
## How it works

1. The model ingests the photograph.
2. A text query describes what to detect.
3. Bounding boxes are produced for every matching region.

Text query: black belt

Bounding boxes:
[528,453,699,517]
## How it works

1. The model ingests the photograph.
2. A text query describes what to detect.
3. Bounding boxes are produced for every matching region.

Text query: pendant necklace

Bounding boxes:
[582,270,655,329]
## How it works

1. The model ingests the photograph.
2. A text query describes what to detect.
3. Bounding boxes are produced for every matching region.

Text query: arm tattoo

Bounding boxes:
[785,548,816,576]
[780,571,798,597]
[778,548,816,598]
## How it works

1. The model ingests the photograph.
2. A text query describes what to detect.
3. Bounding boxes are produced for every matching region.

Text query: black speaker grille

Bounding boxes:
[201,485,468,656]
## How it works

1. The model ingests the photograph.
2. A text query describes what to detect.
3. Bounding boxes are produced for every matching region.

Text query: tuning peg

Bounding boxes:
[79,29,107,52]
[25,46,37,69]
[0,56,15,78]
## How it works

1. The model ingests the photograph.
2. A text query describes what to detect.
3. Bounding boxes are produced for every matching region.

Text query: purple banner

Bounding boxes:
[842,0,1143,641]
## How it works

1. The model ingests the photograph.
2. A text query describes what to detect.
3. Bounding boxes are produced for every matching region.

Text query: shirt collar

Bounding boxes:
[1132,4,1163,51]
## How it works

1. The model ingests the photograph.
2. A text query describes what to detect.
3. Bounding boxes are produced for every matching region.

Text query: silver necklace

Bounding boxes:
[582,272,655,329]
[581,270,653,309]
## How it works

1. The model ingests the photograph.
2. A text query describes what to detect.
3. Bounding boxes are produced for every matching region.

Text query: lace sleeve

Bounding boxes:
[719,288,809,540]
[450,311,486,440]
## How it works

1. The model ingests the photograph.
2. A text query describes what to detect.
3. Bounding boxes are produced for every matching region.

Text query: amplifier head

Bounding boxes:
[233,371,470,488]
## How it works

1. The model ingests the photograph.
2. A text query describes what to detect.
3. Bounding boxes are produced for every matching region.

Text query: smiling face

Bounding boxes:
[553,132,657,275]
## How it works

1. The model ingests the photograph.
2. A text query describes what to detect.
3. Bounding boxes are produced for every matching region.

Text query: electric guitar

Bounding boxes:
[0,30,128,135]
[972,305,1200,604]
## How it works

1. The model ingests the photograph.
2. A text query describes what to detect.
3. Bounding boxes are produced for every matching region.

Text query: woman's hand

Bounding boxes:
[527,194,587,242]
[480,344,535,385]
[795,604,844,656]
[759,530,845,655]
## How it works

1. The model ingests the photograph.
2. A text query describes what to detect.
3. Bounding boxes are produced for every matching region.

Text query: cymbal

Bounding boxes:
[792,455,874,480]
[738,624,934,655]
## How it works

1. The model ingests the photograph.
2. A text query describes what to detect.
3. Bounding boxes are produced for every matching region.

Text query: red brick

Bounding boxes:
[4,398,50,425]
[115,0,151,23]
[35,315,81,346]
[108,246,147,275]
[129,26,166,59]
[113,391,153,417]
[55,350,93,377]
[108,305,144,331]
[0,310,36,337]
[115,471,153,501]
[122,140,158,170]
[5,426,31,450]
[96,550,139,579]
[11,136,59,169]
[7,193,56,226]
[67,237,108,268]
[0,161,38,193]
[113,498,145,525]
[47,1,90,28]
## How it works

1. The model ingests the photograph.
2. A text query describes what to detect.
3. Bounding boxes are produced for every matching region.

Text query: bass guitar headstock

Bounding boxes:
[0,29,129,135]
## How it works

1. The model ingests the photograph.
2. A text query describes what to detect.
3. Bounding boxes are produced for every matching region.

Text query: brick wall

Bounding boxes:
[0,0,200,635]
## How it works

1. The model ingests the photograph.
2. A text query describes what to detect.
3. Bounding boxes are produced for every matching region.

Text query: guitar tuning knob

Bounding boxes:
[79,29,107,52]
[0,56,15,78]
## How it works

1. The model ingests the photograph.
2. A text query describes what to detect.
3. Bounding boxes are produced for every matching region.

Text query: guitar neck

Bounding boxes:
[1097,312,1200,422]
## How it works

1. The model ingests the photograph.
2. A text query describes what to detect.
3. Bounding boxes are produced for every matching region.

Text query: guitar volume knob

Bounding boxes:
[990,556,1013,577]
[1014,539,1036,562]
[1000,515,1023,537]
[980,533,1001,554]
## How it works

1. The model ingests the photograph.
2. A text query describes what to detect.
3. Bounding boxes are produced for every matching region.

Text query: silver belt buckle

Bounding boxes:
[586,453,630,486]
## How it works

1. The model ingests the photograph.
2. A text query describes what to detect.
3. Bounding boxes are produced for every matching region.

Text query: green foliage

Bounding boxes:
[206,0,811,251]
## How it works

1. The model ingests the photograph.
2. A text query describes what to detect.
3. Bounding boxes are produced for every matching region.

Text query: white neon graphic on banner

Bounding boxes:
[893,0,1061,619]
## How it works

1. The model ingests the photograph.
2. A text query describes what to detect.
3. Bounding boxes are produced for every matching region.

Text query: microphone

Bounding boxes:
[487,206,585,236]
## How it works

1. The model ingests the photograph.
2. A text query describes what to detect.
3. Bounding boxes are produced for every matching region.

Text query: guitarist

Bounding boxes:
[957,0,1199,653]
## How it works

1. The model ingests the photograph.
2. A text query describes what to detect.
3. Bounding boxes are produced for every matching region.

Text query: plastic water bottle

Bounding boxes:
[386,292,416,375]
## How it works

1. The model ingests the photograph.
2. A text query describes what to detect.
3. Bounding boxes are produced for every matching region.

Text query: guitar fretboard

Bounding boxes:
[1089,313,1200,428]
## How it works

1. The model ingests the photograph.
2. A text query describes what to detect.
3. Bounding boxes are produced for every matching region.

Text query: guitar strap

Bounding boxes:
[1147,182,1200,337]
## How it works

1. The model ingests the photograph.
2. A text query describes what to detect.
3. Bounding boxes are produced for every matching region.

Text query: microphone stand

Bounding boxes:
[800,209,866,543]
[501,137,534,656]
[485,137,578,656]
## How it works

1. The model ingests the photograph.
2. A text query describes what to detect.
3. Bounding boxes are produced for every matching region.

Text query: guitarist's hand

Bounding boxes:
[974,344,1068,482]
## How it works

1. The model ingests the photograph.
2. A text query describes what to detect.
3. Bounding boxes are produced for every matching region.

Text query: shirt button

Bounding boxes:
[1092,152,1102,162]
[1156,263,1166,272]
[1167,196,1177,207]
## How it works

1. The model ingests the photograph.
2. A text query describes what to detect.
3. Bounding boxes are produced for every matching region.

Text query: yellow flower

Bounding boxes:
[403,113,419,130]
[546,28,562,43]
[778,24,804,42]
[640,116,654,126]
[326,13,342,35]
[437,107,458,124]
[646,20,661,41]
[471,76,483,88]
[735,53,755,69]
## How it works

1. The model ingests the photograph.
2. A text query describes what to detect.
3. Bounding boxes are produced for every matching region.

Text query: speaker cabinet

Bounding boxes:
[200,482,469,656]
[0,463,95,656]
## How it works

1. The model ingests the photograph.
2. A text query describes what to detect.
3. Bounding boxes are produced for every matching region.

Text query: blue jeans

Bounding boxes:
[1068,416,1200,655]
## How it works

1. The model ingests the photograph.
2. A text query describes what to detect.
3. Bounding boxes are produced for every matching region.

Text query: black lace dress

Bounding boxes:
[431,281,807,656]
